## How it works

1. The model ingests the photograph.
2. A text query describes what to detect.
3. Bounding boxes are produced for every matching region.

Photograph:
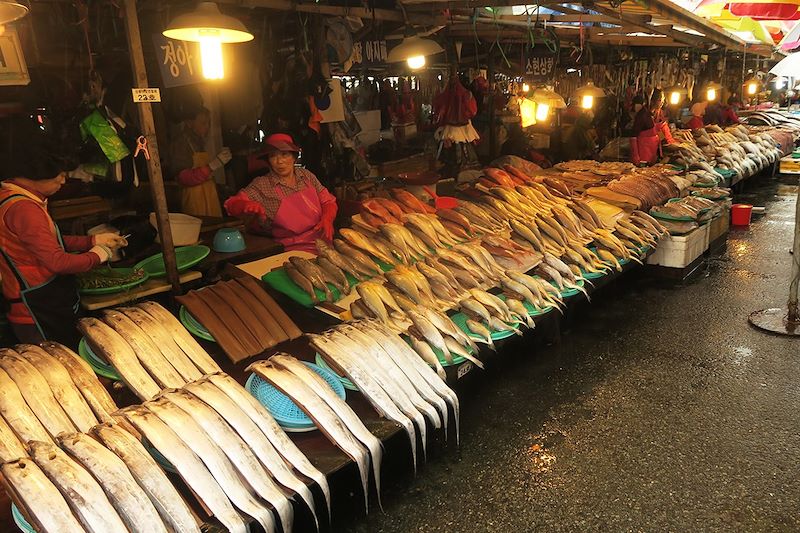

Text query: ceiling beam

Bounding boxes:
[587,3,706,48]
[215,0,431,24]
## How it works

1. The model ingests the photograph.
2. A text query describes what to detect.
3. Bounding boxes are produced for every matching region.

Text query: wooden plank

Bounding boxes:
[80,270,202,311]
[123,0,182,295]
[215,0,425,24]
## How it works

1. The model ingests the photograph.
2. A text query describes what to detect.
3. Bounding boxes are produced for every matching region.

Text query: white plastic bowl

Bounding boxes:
[149,212,201,246]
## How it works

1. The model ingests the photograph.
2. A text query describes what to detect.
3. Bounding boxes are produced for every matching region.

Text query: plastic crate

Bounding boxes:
[647,224,710,268]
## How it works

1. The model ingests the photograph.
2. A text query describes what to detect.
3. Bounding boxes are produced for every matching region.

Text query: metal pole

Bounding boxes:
[123,0,182,294]
[488,48,497,159]
[788,185,800,322]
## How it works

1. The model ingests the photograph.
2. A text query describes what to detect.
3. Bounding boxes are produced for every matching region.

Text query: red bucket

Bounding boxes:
[731,204,753,226]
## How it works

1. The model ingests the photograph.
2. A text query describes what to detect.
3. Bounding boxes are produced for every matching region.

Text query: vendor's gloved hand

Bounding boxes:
[93,232,128,250]
[90,245,113,263]
[209,148,233,171]
[225,192,266,221]
[314,203,337,241]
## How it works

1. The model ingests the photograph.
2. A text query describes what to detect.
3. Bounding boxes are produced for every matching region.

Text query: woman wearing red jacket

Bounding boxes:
[0,166,127,345]
[224,133,337,253]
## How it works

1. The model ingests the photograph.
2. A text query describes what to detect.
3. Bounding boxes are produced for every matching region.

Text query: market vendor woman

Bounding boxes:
[170,107,231,217]
[225,133,337,253]
[0,165,127,345]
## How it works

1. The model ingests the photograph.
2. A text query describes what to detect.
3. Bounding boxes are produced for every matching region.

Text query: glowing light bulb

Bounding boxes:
[200,37,224,79]
[670,91,681,105]
[747,82,757,95]
[407,55,426,69]
[581,95,594,109]
[535,102,550,121]
[706,88,716,101]
[522,83,530,93]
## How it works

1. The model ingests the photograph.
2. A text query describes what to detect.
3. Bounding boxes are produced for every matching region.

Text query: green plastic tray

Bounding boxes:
[134,245,209,278]
[179,305,215,342]
[78,268,149,295]
[78,337,121,381]
[262,258,392,308]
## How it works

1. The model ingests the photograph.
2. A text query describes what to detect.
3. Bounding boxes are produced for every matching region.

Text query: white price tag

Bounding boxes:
[457,361,473,379]
[132,88,161,103]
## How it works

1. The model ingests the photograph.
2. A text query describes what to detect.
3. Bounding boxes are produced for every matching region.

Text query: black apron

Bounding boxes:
[0,194,83,347]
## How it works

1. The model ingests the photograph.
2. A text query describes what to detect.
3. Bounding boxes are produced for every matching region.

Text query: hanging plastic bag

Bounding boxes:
[80,109,130,163]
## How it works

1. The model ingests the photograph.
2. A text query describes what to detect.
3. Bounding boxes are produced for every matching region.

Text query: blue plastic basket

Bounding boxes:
[12,504,35,533]
[245,362,345,432]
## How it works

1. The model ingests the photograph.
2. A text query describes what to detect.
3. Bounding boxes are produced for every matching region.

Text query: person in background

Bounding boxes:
[224,133,337,253]
[0,163,127,345]
[169,107,231,217]
[631,89,667,165]
[704,99,724,126]
[687,102,706,129]
[721,96,741,127]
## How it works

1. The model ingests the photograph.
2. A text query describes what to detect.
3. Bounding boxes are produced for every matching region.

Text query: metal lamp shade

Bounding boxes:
[574,81,606,98]
[163,2,253,43]
[386,36,443,63]
[0,2,28,24]
[533,87,567,109]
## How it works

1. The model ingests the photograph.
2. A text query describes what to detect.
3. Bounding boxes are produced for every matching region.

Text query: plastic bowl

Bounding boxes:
[213,228,246,253]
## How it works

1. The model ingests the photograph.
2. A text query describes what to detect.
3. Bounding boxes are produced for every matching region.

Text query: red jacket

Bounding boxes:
[0,182,99,324]
[686,116,704,129]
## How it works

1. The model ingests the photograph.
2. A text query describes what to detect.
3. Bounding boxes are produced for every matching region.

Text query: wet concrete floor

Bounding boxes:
[343,173,800,533]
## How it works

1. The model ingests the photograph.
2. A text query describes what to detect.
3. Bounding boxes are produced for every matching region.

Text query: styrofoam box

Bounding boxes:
[354,110,381,132]
[647,224,710,268]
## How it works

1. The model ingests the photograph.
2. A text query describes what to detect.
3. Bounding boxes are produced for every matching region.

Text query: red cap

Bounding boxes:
[264,133,300,154]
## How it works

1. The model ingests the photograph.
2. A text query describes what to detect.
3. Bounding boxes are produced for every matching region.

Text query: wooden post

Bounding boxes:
[123,0,181,294]
[487,48,497,160]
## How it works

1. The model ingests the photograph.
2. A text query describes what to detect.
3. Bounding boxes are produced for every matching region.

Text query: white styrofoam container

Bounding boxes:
[150,212,201,246]
[647,224,710,268]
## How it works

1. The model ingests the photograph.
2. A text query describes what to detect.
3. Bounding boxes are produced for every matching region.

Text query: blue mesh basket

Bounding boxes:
[245,362,346,432]
[12,504,35,533]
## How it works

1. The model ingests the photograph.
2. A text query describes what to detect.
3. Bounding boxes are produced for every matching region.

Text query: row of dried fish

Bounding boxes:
[120,372,329,533]
[308,320,460,470]
[177,277,302,362]
[78,301,222,400]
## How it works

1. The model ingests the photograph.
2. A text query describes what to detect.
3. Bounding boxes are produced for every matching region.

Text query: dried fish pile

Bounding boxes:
[249,354,383,512]
[308,320,460,465]
[0,343,117,449]
[176,277,303,363]
[0,343,200,533]
[78,301,222,398]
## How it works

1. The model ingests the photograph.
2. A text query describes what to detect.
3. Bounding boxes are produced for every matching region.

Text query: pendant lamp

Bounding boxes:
[163,2,253,80]
[743,77,762,96]
[667,86,688,106]
[532,86,566,121]
[0,2,28,25]
[387,35,443,70]
[704,81,723,102]
[574,81,605,110]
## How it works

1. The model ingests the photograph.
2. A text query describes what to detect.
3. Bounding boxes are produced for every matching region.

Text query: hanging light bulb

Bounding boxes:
[667,86,687,106]
[163,2,253,81]
[574,81,605,110]
[533,86,567,110]
[743,77,761,96]
[387,35,443,70]
[535,102,550,121]
[199,36,224,79]
[705,82,722,102]
[522,83,530,93]
[407,55,426,69]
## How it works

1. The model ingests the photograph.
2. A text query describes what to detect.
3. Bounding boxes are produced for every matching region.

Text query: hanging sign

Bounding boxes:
[351,40,388,66]
[132,88,162,103]
[152,35,203,88]
[525,46,557,82]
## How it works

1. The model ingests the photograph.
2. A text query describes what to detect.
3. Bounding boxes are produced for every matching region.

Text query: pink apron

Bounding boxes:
[271,183,325,253]
[633,126,661,165]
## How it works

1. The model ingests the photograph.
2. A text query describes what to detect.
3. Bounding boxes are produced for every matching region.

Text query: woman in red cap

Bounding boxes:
[224,133,337,253]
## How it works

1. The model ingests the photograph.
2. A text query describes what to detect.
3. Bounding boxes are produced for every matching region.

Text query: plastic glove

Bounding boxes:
[93,232,128,250]
[225,192,266,221]
[209,148,233,171]
[313,202,337,241]
[89,245,113,263]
